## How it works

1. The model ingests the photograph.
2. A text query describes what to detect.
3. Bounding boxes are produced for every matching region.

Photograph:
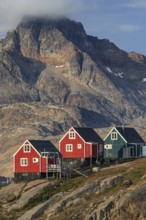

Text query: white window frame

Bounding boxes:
[105,144,112,149]
[111,132,118,140]
[24,144,30,152]
[69,132,76,139]
[21,158,28,166]
[33,158,38,163]
[66,144,73,152]
[77,144,82,149]
[41,152,49,158]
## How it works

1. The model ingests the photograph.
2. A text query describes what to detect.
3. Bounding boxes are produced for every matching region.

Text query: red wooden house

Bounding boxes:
[59,127,104,165]
[13,140,61,181]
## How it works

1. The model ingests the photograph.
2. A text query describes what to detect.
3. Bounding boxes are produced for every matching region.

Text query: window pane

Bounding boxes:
[21,158,28,166]
[111,132,117,140]
[24,145,30,152]
[69,132,75,139]
[78,144,82,149]
[66,144,72,152]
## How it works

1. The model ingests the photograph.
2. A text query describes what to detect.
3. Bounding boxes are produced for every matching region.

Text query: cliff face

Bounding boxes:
[0,17,146,121]
[87,180,146,220]
[0,17,146,176]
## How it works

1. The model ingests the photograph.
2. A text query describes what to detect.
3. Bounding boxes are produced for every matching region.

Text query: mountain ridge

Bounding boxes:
[0,17,146,120]
[0,17,146,176]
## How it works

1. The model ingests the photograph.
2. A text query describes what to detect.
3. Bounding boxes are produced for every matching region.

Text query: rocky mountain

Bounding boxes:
[0,17,146,116]
[0,17,146,176]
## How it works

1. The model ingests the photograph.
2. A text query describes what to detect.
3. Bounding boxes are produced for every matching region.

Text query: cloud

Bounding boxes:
[0,0,84,21]
[118,24,140,32]
[127,0,146,8]
[0,0,86,34]
[0,0,99,36]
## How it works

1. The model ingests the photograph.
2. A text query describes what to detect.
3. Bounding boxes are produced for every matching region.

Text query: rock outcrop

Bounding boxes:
[0,17,146,119]
[0,17,146,176]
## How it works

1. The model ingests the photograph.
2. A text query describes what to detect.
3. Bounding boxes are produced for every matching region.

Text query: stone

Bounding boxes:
[92,167,100,172]
[66,200,73,208]
[122,179,133,187]
[0,16,146,178]
[89,202,94,208]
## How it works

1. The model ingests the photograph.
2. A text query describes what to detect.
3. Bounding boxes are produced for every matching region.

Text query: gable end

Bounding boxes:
[104,127,127,143]
[13,140,40,157]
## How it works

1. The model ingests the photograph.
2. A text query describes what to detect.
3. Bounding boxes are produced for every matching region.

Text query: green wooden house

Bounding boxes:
[104,127,145,159]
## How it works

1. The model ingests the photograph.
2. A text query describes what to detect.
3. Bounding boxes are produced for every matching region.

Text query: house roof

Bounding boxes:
[29,140,61,156]
[73,127,103,143]
[115,127,145,143]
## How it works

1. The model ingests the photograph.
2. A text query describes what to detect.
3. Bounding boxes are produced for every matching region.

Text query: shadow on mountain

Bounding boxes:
[79,108,115,128]
[10,52,46,86]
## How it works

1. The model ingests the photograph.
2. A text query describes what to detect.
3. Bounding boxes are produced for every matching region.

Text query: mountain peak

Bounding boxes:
[0,17,146,172]
[0,16,146,124]
[17,16,86,37]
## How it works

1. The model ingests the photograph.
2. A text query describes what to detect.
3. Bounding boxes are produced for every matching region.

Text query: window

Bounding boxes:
[41,153,49,157]
[21,158,28,166]
[33,158,39,163]
[66,144,73,152]
[111,132,118,140]
[24,144,30,152]
[69,132,75,139]
[105,144,112,149]
[77,144,82,149]
[98,144,103,152]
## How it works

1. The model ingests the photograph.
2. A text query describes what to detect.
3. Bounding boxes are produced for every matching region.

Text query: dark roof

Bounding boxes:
[73,127,103,143]
[28,140,61,156]
[115,127,145,143]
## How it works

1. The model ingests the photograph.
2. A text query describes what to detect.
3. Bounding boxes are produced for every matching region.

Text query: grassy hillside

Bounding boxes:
[1,158,146,219]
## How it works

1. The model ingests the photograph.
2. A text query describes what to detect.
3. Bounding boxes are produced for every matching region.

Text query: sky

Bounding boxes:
[0,0,145,55]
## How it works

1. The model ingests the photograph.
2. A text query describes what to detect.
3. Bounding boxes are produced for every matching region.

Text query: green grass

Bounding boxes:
[3,158,146,219]
[126,161,146,183]
[23,176,85,211]
[0,208,20,220]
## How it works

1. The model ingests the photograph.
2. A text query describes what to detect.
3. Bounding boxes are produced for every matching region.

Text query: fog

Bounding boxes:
[0,0,85,34]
